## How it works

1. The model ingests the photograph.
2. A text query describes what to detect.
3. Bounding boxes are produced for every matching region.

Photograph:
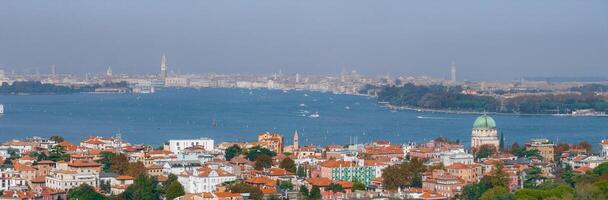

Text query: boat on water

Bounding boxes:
[345,106,351,110]
[308,112,320,118]
[0,104,3,114]
[299,104,307,107]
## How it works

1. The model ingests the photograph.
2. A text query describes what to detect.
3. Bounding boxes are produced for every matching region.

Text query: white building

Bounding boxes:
[440,149,474,166]
[165,138,214,154]
[45,170,98,191]
[471,114,499,150]
[601,140,608,159]
[0,165,27,191]
[178,167,236,193]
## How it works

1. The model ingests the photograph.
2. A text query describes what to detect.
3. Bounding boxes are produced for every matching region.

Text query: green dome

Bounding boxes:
[473,114,496,129]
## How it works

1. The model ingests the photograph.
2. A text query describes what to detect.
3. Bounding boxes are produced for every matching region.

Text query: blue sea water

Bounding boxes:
[0,88,606,148]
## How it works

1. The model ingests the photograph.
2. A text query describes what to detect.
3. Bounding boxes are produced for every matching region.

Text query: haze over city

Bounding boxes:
[1,0,607,80]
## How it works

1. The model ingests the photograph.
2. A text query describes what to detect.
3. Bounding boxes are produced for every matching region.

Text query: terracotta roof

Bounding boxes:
[31,176,46,183]
[156,175,168,182]
[319,160,353,168]
[306,177,332,187]
[116,175,134,180]
[364,160,387,166]
[574,166,593,174]
[148,150,172,155]
[196,167,233,177]
[335,181,353,188]
[14,163,36,171]
[261,188,277,194]
[69,160,101,167]
[269,168,294,176]
[215,192,242,198]
[245,176,276,187]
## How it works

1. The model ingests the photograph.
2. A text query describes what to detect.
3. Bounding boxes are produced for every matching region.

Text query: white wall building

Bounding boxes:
[601,140,608,159]
[178,167,236,193]
[165,138,214,154]
[45,170,98,191]
[440,149,474,166]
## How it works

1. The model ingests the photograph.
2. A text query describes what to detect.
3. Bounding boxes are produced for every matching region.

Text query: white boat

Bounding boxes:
[304,94,309,97]
[0,104,3,114]
[299,104,307,107]
[308,112,320,118]
[345,106,351,110]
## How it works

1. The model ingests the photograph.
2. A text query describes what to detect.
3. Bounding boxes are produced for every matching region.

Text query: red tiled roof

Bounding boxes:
[117,175,134,180]
[306,177,332,187]
[319,160,353,168]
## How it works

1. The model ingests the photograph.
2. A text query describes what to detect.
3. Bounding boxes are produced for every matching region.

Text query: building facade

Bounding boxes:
[471,114,499,150]
[258,132,284,153]
[165,138,214,154]
[526,139,555,162]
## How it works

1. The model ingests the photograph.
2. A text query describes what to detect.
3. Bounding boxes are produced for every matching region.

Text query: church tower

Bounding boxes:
[160,54,168,82]
[293,130,299,150]
[471,114,499,150]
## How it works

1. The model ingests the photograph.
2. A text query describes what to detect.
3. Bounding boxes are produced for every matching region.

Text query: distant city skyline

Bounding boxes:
[1,0,607,81]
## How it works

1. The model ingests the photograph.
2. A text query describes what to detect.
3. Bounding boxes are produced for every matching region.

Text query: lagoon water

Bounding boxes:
[0,88,606,147]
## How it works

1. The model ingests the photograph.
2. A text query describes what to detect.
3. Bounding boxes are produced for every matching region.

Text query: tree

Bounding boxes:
[123,174,163,200]
[475,144,496,160]
[524,166,546,188]
[125,161,146,177]
[489,162,508,188]
[299,185,309,198]
[297,165,307,178]
[163,174,178,190]
[381,158,426,190]
[509,143,521,155]
[499,133,505,151]
[308,186,322,200]
[279,157,297,173]
[352,181,366,191]
[225,145,242,161]
[561,164,576,187]
[50,135,65,143]
[480,186,512,200]
[47,145,70,162]
[460,180,490,200]
[254,154,273,170]
[110,153,130,174]
[165,181,185,200]
[100,180,112,194]
[327,183,344,193]
[279,180,293,190]
[228,183,264,200]
[246,146,276,161]
[68,184,108,200]
[575,141,593,153]
[592,162,608,177]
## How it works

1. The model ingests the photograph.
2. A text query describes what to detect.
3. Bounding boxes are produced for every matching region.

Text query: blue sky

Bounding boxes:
[0,0,606,80]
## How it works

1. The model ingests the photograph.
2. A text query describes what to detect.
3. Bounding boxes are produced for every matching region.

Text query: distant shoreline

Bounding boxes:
[380,103,608,117]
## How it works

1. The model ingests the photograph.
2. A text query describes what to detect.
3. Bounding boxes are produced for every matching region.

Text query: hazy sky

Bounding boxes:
[0,0,607,80]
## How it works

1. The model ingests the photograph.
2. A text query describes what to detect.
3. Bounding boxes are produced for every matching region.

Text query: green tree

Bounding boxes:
[100,180,112,194]
[254,154,273,170]
[279,180,293,190]
[509,143,521,155]
[50,135,65,143]
[163,174,178,190]
[475,144,496,160]
[47,145,70,162]
[297,165,307,178]
[327,183,344,193]
[246,146,276,161]
[352,181,366,191]
[165,181,185,200]
[480,186,512,200]
[381,158,426,190]
[123,174,163,200]
[68,184,108,200]
[490,162,509,188]
[592,162,608,176]
[225,145,242,161]
[308,186,322,200]
[561,164,576,187]
[299,185,309,198]
[279,157,297,173]
[460,180,491,200]
[524,167,546,188]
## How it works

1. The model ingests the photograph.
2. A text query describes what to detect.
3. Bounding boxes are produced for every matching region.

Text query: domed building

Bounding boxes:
[471,114,499,150]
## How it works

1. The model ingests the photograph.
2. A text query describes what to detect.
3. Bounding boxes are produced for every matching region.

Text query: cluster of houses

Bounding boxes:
[0,117,606,199]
